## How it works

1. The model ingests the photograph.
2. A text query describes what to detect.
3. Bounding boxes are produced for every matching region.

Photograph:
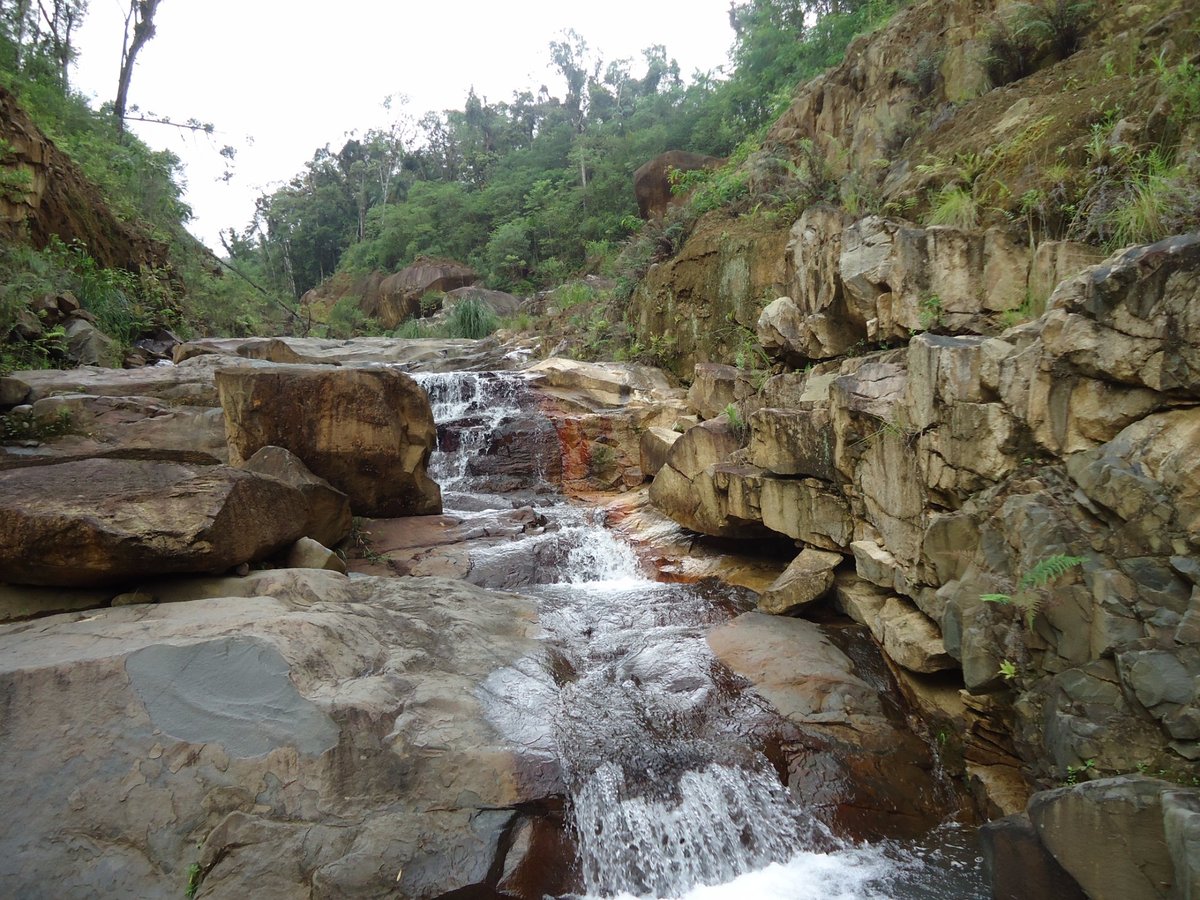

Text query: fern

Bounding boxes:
[981,553,1084,628]
[1018,554,1084,590]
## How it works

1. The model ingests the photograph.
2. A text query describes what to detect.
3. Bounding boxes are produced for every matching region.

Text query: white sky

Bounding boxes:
[71,1,737,251]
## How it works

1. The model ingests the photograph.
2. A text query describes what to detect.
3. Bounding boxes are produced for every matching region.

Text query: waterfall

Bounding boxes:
[416,370,985,900]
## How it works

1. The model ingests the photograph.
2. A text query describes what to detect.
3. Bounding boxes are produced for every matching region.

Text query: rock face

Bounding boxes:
[0,572,563,899]
[651,231,1200,789]
[758,209,1104,362]
[630,216,790,377]
[0,458,308,586]
[633,150,723,221]
[0,86,168,271]
[216,365,441,517]
[708,611,972,839]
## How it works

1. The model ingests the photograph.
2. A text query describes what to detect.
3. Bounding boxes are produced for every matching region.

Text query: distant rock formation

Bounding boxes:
[633,150,723,222]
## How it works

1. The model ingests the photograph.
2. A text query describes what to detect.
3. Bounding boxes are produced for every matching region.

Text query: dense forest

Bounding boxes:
[0,0,904,361]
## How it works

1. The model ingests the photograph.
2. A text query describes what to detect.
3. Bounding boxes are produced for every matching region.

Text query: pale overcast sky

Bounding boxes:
[71,1,737,251]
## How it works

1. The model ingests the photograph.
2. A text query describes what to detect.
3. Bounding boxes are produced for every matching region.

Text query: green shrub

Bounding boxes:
[984,1,1094,87]
[394,318,431,339]
[552,282,596,310]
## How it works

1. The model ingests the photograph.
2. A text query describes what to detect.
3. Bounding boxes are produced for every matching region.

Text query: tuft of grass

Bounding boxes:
[444,297,499,340]
[926,185,979,228]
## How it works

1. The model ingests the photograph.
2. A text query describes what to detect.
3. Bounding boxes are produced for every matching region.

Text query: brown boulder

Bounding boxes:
[0,458,308,587]
[372,258,477,328]
[241,445,353,548]
[216,365,441,517]
[633,150,723,221]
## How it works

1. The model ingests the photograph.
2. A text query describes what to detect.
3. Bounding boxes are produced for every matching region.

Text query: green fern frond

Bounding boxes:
[981,593,1014,605]
[1018,554,1084,590]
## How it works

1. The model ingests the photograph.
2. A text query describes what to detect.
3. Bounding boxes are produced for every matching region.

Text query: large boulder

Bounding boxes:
[633,149,723,221]
[1028,776,1189,900]
[757,547,843,614]
[216,365,441,517]
[0,572,566,899]
[373,257,477,328]
[0,458,308,586]
[240,445,353,548]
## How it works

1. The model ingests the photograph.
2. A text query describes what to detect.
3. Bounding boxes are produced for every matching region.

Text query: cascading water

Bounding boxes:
[415,370,986,900]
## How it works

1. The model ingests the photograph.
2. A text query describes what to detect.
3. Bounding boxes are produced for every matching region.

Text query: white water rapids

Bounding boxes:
[414,370,986,900]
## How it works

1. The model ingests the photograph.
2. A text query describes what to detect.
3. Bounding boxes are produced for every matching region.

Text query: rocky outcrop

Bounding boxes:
[216,365,441,517]
[647,416,764,538]
[0,458,308,586]
[651,233,1200,792]
[0,572,565,899]
[0,87,169,271]
[687,362,763,420]
[633,150,723,221]
[708,611,973,839]
[527,357,689,492]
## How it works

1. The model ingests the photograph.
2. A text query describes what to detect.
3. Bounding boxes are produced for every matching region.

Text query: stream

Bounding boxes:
[414,371,988,899]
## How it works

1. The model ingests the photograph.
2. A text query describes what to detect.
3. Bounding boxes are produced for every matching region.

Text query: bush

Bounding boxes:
[984,1,1094,87]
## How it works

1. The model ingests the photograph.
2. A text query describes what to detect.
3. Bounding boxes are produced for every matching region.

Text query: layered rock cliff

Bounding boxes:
[638,0,1200,811]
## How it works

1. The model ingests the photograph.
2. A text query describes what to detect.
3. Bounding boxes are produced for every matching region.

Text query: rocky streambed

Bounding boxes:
[0,340,983,898]
[2,255,1200,898]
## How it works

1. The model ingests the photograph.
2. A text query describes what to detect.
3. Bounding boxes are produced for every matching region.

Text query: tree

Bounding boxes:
[114,0,162,136]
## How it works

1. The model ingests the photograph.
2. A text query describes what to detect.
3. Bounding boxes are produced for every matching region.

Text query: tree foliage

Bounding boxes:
[235,3,899,302]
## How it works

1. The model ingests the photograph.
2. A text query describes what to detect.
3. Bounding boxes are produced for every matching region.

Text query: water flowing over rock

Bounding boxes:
[217,364,441,517]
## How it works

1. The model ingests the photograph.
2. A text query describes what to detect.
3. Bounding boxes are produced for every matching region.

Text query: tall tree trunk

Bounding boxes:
[114,0,161,136]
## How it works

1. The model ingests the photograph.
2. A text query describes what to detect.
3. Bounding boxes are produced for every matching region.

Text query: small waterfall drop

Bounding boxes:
[414,370,985,900]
